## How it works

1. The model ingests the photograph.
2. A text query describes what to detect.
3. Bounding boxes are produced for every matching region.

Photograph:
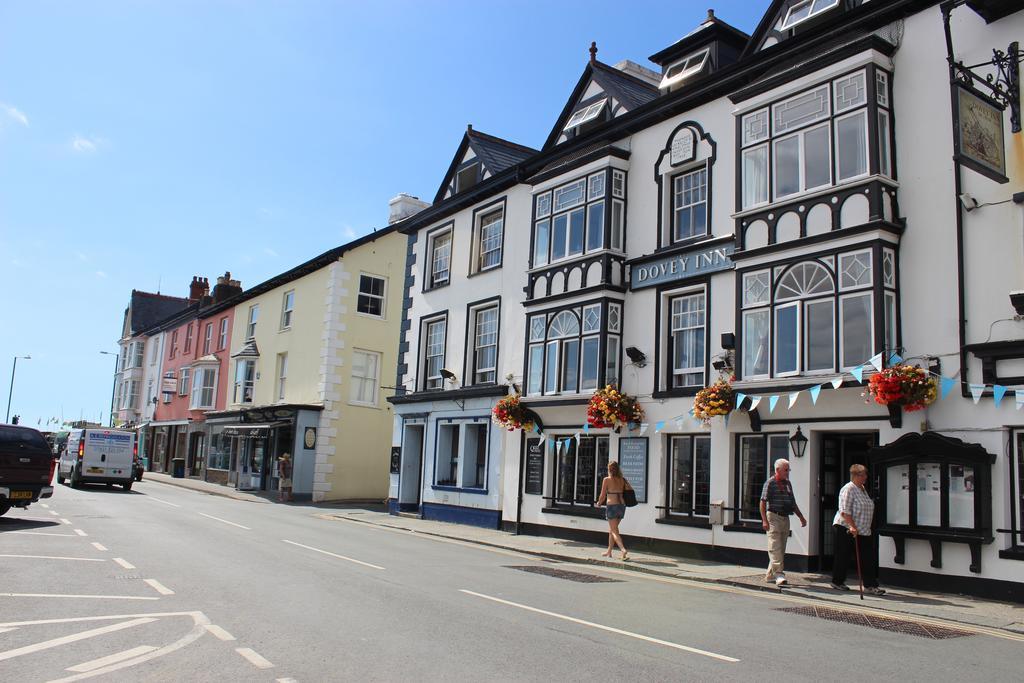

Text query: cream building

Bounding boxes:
[206,225,409,502]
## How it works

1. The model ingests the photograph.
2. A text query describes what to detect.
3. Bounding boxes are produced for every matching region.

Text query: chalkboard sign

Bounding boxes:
[525,439,544,495]
[389,446,401,474]
[618,437,648,503]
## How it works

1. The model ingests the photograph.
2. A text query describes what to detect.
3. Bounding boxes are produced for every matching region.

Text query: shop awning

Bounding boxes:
[220,421,289,436]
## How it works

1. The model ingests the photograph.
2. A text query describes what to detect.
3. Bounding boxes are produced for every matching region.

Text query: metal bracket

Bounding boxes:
[951,40,1022,133]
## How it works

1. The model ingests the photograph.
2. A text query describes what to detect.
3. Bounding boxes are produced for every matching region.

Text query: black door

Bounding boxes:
[819,433,877,571]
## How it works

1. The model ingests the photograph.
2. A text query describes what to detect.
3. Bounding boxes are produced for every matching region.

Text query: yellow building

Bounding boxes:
[206,226,407,502]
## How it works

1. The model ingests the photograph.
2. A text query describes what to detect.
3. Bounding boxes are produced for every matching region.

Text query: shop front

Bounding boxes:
[149,420,188,473]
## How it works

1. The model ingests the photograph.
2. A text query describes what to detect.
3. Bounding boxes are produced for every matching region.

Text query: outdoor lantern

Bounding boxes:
[789,426,808,458]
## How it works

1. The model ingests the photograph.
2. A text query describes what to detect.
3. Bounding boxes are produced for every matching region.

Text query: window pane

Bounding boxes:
[841,294,872,368]
[536,192,551,218]
[694,436,711,516]
[884,292,896,357]
[553,180,585,211]
[552,214,568,261]
[671,294,705,388]
[673,168,707,241]
[949,464,975,528]
[775,305,799,374]
[743,310,769,377]
[878,111,891,177]
[740,437,767,521]
[607,304,621,333]
[610,200,624,250]
[529,315,546,342]
[545,341,559,393]
[582,305,601,333]
[773,84,829,134]
[605,336,620,386]
[575,438,596,504]
[742,145,768,208]
[568,208,585,255]
[562,339,579,393]
[479,213,503,270]
[804,124,831,189]
[774,135,800,198]
[557,439,575,502]
[586,202,604,252]
[464,424,488,489]
[742,109,769,146]
[671,436,693,513]
[839,251,872,289]
[833,71,866,112]
[527,345,544,395]
[581,337,600,390]
[588,173,605,199]
[743,271,770,307]
[534,219,550,266]
[474,307,498,383]
[837,112,868,180]
[806,300,834,371]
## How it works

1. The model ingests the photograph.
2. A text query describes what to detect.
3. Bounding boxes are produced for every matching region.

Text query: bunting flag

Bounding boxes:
[851,365,865,383]
[888,352,904,365]
[788,392,800,409]
[969,384,985,404]
[655,420,665,433]
[993,385,1007,407]
[941,377,957,400]
[583,422,590,434]
[736,392,747,410]
[869,353,884,372]
[831,377,844,390]
[640,422,649,435]
[809,385,822,405]
[573,432,581,445]
[724,412,730,427]
[768,395,780,413]
[749,396,762,411]
[1017,390,1024,410]
[674,417,685,430]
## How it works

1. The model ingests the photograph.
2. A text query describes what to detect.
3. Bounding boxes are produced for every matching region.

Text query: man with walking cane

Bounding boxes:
[831,464,886,596]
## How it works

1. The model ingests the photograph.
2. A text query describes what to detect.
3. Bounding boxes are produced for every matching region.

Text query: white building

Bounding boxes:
[390,0,1024,602]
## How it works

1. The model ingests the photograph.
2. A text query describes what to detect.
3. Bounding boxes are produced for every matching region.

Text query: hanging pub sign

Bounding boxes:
[953,85,1007,183]
[524,438,544,495]
[629,240,735,290]
[617,437,648,503]
[161,372,176,396]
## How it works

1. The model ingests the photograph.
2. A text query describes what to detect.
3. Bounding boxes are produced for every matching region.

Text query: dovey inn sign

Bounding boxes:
[629,242,735,290]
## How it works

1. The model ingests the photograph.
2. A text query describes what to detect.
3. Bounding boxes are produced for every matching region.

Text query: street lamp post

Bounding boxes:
[5,355,31,424]
[100,351,119,428]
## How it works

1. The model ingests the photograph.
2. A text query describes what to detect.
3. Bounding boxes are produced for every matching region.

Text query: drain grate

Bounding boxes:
[506,565,622,583]
[777,606,972,639]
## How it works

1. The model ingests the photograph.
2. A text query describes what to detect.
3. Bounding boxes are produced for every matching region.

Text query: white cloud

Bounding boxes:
[71,135,103,153]
[95,270,107,278]
[263,247,278,257]
[77,252,88,262]
[1,103,28,126]
[341,225,357,240]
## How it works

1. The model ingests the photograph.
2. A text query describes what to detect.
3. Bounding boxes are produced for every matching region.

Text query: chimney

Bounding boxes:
[388,193,431,225]
[188,276,208,302]
[613,60,662,87]
[212,271,243,303]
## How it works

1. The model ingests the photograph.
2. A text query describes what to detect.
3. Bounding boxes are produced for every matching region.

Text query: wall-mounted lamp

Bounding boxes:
[959,192,980,212]
[624,347,647,367]
[440,368,457,382]
[789,426,808,459]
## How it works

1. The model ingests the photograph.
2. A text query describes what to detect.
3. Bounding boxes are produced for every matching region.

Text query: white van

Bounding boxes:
[57,429,136,491]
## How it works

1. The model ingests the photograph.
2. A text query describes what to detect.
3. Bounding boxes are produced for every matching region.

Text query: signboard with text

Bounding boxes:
[630,243,735,290]
[525,438,544,495]
[617,437,648,503]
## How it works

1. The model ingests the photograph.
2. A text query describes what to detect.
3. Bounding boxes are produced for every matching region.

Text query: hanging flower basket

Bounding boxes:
[693,379,736,423]
[492,394,535,432]
[587,385,644,430]
[866,364,937,412]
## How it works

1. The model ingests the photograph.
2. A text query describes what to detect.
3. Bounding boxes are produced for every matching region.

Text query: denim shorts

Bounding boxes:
[606,504,626,520]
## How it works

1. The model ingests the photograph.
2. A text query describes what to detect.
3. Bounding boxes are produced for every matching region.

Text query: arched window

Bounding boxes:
[773,261,835,375]
[548,311,580,338]
[526,303,621,396]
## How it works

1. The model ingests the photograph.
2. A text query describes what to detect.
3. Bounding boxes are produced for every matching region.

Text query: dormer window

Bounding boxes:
[563,98,607,132]
[659,49,710,91]
[780,0,839,31]
[455,162,480,193]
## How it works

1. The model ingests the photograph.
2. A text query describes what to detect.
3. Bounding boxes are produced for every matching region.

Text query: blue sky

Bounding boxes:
[0,1,764,428]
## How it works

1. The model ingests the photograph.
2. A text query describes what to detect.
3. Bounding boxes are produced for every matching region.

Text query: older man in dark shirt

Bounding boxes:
[760,458,806,586]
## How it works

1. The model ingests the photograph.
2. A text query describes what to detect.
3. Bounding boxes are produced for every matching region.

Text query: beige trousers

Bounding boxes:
[766,511,791,579]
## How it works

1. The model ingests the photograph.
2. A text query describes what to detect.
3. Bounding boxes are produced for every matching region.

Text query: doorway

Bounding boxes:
[398,424,425,512]
[818,433,877,571]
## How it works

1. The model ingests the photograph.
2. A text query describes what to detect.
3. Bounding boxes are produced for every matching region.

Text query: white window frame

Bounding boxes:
[774,301,802,378]
[741,144,769,209]
[246,305,259,340]
[130,341,145,368]
[203,323,213,355]
[804,298,836,373]
[772,121,832,200]
[563,98,607,131]
[150,339,160,365]
[659,48,709,91]
[470,305,499,385]
[834,109,870,183]
[671,166,708,243]
[280,290,295,330]
[184,323,193,353]
[666,289,707,389]
[357,274,387,318]
[780,0,839,31]
[422,316,446,391]
[742,308,771,379]
[668,435,712,518]
[427,229,452,288]
[475,209,503,273]
[125,380,140,411]
[839,291,874,371]
[350,349,381,406]
[178,367,191,396]
[218,317,228,350]
[234,359,255,404]
[276,353,287,401]
[190,367,218,410]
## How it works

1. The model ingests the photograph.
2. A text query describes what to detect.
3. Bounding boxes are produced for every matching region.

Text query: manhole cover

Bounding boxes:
[777,606,972,639]
[505,565,621,583]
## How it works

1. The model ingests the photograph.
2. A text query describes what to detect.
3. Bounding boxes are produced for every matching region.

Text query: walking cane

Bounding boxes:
[853,531,865,601]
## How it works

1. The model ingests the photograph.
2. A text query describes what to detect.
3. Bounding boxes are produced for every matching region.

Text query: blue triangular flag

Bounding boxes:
[993,385,1007,407]
[655,420,665,433]
[969,384,985,404]
[809,385,821,404]
[888,352,904,365]
[851,365,864,383]
[583,422,590,433]
[768,395,780,413]
[940,377,957,400]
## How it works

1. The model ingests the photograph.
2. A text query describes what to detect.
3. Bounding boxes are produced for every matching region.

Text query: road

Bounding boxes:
[1,479,1021,682]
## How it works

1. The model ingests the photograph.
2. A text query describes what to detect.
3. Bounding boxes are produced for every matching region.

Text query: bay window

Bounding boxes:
[526,301,621,396]
[533,170,623,267]
[234,359,255,404]
[739,67,891,209]
[190,367,217,410]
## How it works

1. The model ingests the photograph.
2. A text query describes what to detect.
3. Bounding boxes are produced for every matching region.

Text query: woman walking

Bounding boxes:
[597,461,632,560]
[831,463,886,595]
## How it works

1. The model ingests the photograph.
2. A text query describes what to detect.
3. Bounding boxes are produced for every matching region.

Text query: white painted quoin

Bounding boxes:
[390,1,1024,601]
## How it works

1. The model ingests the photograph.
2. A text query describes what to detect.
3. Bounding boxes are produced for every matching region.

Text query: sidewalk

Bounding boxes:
[143,472,1024,635]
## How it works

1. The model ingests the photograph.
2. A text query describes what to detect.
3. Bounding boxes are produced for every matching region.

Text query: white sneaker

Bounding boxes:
[775,575,788,586]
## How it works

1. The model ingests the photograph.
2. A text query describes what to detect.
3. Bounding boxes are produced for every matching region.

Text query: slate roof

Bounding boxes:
[590,61,660,110]
[467,128,538,175]
[128,291,190,335]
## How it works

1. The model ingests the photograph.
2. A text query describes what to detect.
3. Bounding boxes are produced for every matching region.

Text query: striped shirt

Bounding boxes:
[833,482,875,536]
[760,477,796,516]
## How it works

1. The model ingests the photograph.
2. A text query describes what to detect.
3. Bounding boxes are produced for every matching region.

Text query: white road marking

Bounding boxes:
[0,617,156,662]
[10,531,77,537]
[74,529,88,536]
[204,624,235,641]
[41,503,50,508]
[0,554,104,562]
[0,627,17,634]
[144,579,174,595]
[277,679,299,683]
[113,558,136,570]
[49,510,60,516]
[147,496,181,508]
[198,512,250,530]
[91,542,108,551]
[0,593,159,601]
[282,539,385,570]
[60,518,72,524]
[460,589,740,663]
[236,647,274,669]
[0,610,204,627]
[67,645,158,672]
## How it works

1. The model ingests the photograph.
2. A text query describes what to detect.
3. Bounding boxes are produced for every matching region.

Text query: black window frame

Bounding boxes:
[530,169,617,269]
[731,433,791,529]
[665,434,712,520]
[553,434,610,508]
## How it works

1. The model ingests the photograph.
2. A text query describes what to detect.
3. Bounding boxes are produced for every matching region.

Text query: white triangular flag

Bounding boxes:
[640,422,649,435]
[869,353,884,372]
[749,396,762,411]
[969,384,985,404]
[831,376,844,390]
[788,391,800,409]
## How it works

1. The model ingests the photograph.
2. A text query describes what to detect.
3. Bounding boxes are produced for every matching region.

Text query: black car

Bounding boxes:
[0,424,56,516]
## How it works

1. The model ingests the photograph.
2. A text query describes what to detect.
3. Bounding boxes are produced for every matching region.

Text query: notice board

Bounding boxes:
[525,438,544,495]
[618,437,648,503]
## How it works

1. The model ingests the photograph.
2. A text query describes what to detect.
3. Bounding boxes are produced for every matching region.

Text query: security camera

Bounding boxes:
[624,346,647,367]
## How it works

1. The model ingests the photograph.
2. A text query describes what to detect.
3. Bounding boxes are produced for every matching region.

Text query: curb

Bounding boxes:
[143,475,271,504]
[326,512,1021,635]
